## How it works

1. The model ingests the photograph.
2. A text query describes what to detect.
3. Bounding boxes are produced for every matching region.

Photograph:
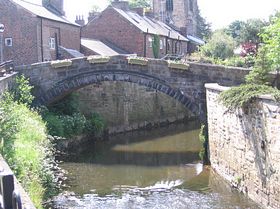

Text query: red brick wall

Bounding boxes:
[41,19,80,61]
[0,0,40,65]
[82,7,144,56]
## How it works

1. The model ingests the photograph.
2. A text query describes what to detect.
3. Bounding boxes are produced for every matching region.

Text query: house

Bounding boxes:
[0,0,81,65]
[81,1,189,59]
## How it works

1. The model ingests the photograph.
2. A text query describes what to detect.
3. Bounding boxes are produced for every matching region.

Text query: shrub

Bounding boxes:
[86,112,105,137]
[200,30,236,60]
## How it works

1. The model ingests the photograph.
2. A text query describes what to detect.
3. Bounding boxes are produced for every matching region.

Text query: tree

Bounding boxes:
[239,19,267,45]
[260,16,280,86]
[200,30,236,60]
[128,0,151,8]
[196,8,212,40]
[226,20,245,40]
[109,0,151,8]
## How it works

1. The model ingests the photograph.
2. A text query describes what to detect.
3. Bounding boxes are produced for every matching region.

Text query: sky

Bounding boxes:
[28,0,280,29]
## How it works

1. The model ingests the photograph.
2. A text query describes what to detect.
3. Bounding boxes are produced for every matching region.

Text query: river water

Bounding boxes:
[54,122,261,209]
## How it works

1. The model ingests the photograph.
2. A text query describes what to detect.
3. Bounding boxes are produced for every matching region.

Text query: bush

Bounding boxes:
[200,30,236,60]
[219,84,280,110]
[86,112,105,137]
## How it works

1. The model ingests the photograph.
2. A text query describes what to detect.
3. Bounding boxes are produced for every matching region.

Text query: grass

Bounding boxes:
[0,97,58,208]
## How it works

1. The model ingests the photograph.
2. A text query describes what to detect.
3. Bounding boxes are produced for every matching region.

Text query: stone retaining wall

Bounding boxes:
[206,83,280,209]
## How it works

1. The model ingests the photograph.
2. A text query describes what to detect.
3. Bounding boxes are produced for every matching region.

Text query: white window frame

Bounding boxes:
[148,37,153,48]
[49,37,55,50]
[160,39,163,49]
[5,38,12,47]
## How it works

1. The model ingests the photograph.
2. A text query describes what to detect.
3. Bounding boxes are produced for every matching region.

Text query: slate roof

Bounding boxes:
[12,0,79,26]
[60,46,84,58]
[112,7,189,42]
[187,35,205,45]
[81,38,129,56]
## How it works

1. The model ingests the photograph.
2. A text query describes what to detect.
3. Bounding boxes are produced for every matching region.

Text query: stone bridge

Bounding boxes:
[13,55,251,121]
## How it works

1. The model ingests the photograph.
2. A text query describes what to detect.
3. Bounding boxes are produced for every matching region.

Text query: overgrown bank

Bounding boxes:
[0,76,59,208]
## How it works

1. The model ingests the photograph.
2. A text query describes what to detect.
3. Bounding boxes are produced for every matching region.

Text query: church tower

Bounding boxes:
[153,0,198,36]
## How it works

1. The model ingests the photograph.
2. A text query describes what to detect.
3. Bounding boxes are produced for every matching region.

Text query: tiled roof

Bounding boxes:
[112,7,188,42]
[81,38,122,56]
[12,0,79,26]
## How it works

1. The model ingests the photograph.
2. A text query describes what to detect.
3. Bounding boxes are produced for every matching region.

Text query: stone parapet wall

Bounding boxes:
[206,83,280,209]
[0,72,17,96]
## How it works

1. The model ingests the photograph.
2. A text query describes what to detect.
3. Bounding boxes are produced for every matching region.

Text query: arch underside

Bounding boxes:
[37,70,202,119]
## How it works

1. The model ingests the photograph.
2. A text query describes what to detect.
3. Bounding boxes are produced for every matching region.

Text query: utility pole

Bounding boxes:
[0,23,4,63]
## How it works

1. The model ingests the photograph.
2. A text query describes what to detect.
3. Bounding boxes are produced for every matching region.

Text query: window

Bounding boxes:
[5,38,12,47]
[166,0,173,12]
[148,37,153,48]
[160,39,163,49]
[189,0,193,12]
[49,37,55,49]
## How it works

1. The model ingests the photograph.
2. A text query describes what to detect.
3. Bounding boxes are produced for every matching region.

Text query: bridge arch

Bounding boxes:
[37,70,203,120]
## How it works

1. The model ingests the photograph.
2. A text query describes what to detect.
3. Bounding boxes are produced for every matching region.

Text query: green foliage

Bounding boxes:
[239,19,267,45]
[0,95,58,208]
[219,84,280,110]
[200,30,236,60]
[198,124,206,161]
[196,8,212,40]
[128,0,151,8]
[260,16,280,72]
[86,112,105,137]
[245,47,272,85]
[152,34,160,59]
[226,20,246,40]
[11,75,34,106]
[49,93,80,115]
[43,93,105,138]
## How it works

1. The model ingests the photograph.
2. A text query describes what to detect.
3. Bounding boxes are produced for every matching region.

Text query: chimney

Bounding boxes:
[42,0,65,16]
[88,11,100,22]
[132,7,144,16]
[111,0,129,10]
[75,15,85,26]
[145,10,154,18]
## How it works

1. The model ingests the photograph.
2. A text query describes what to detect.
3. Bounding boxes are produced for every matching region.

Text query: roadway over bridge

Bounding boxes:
[13,55,251,121]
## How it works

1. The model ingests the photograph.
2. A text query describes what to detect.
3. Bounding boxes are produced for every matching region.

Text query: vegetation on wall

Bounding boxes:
[0,76,59,208]
[152,34,160,59]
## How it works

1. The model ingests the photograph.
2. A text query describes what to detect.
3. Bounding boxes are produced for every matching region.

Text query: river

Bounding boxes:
[53,122,261,209]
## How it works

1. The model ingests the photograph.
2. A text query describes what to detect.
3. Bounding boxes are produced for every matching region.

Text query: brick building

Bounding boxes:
[0,0,81,65]
[81,1,189,59]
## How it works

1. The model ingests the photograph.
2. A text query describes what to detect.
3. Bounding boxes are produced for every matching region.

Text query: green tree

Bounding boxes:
[109,0,151,8]
[196,8,212,40]
[239,19,267,45]
[226,20,245,41]
[129,0,151,8]
[200,30,236,60]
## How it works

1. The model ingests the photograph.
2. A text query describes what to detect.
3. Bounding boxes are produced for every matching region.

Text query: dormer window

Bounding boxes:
[5,38,12,47]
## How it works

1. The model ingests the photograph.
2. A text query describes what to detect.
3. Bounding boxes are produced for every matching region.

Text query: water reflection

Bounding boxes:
[56,122,261,209]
